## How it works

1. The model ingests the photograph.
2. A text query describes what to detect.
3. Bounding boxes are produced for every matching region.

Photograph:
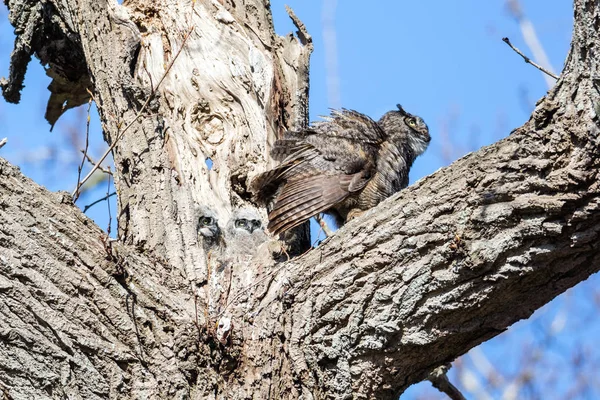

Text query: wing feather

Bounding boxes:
[251,144,320,203]
[311,108,385,144]
[267,174,358,235]
[254,108,383,234]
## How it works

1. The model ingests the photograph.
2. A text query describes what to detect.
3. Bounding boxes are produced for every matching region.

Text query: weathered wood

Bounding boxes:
[1,0,599,399]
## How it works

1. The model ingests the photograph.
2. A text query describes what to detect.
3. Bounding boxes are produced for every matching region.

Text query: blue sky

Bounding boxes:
[1,1,597,398]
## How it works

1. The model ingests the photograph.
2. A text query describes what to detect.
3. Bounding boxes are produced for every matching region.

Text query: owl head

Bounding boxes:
[197,206,221,247]
[224,208,269,255]
[226,208,264,236]
[379,104,430,156]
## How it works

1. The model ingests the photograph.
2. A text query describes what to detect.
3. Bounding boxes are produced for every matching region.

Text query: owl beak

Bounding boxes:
[422,128,432,142]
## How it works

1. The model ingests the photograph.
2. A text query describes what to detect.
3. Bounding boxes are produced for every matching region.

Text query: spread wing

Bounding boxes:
[251,108,382,235]
[252,141,373,235]
[270,109,385,161]
[267,169,371,235]
[311,108,386,145]
[250,143,319,204]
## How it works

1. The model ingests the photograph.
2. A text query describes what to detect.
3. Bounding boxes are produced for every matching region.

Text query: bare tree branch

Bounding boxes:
[506,0,558,88]
[73,99,93,202]
[429,365,467,400]
[82,191,116,213]
[502,37,559,80]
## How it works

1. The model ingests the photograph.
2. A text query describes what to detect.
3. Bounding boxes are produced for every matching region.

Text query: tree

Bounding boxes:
[0,0,598,399]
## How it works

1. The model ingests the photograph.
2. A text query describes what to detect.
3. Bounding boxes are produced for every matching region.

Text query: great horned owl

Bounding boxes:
[224,208,268,254]
[197,206,221,249]
[251,104,430,235]
[197,206,267,253]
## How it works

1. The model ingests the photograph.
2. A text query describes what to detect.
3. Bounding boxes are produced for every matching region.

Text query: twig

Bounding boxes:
[502,37,558,80]
[0,138,7,149]
[428,364,467,400]
[106,167,113,236]
[311,225,325,248]
[80,150,113,176]
[315,213,333,237]
[72,26,195,198]
[82,191,116,213]
[73,98,94,201]
[506,0,557,89]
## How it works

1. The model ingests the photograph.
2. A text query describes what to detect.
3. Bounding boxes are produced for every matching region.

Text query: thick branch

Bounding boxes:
[272,95,600,396]
[0,158,202,398]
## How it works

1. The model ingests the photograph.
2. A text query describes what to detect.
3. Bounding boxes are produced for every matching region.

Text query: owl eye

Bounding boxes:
[200,216,214,226]
[406,118,417,128]
[235,218,249,229]
[251,219,262,230]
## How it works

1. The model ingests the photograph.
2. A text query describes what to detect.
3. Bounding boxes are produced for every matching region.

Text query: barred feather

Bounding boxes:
[252,105,430,235]
[267,175,353,234]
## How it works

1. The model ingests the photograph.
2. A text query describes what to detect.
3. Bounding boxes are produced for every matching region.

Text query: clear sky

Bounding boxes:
[1,1,597,398]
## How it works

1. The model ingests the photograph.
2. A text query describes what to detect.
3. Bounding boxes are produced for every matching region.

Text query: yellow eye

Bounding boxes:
[200,216,214,226]
[406,118,417,128]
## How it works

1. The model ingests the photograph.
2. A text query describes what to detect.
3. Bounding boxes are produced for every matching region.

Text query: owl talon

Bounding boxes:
[346,209,364,221]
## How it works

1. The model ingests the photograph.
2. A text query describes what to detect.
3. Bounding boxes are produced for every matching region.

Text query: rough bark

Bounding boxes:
[1,0,599,399]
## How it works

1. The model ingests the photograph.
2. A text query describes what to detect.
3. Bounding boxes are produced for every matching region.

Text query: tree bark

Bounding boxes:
[1,0,599,399]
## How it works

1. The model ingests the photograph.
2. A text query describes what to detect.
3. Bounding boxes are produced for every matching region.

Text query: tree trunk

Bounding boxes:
[1,0,599,399]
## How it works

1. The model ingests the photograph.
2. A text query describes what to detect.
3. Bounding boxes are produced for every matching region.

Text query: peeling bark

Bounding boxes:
[1,0,599,399]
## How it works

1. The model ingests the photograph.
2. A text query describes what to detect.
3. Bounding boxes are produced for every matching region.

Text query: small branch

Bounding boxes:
[0,138,7,149]
[82,191,116,213]
[72,27,194,198]
[428,364,467,400]
[73,98,93,202]
[315,214,333,237]
[106,167,112,236]
[81,150,113,176]
[506,0,557,89]
[502,37,559,80]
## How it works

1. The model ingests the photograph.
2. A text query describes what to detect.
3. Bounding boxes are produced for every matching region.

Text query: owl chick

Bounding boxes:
[251,104,430,235]
[224,208,267,254]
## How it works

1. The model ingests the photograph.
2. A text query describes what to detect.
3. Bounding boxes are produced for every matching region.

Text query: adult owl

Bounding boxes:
[251,104,430,235]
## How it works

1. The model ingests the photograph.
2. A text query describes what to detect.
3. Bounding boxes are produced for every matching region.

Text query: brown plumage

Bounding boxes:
[251,105,430,235]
